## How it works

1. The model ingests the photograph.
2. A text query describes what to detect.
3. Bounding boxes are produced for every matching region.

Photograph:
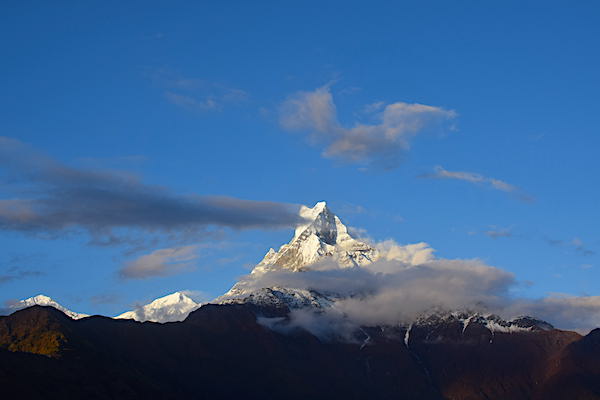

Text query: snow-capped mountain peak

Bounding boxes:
[9,294,89,320]
[115,291,200,323]
[293,201,354,244]
[252,201,377,274]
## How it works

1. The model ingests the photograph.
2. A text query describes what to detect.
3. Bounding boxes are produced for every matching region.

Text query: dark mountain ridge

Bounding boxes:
[1,304,598,400]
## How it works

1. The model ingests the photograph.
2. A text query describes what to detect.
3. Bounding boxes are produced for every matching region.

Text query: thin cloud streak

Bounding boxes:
[420,166,534,202]
[0,137,303,244]
[146,69,248,113]
[545,236,596,256]
[572,238,596,256]
[0,267,44,284]
[484,227,513,239]
[165,91,219,111]
[90,293,121,305]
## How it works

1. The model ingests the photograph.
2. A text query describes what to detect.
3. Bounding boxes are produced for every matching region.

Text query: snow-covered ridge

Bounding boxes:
[6,292,200,323]
[115,291,200,323]
[411,309,554,334]
[217,287,335,310]
[8,294,89,320]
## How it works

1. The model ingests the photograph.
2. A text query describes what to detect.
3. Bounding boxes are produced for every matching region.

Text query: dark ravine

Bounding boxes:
[1,305,599,400]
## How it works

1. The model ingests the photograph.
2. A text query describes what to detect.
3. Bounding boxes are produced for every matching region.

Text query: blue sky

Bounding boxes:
[1,1,599,316]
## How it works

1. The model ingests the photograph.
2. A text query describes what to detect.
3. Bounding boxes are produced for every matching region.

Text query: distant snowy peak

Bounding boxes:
[115,291,200,323]
[10,294,88,320]
[252,201,378,274]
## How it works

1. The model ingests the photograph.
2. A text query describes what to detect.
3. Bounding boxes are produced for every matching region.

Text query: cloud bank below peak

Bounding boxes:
[279,85,456,169]
[236,239,600,335]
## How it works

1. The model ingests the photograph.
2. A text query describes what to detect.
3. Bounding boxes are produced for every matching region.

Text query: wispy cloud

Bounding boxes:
[572,237,596,256]
[420,166,533,202]
[119,245,199,279]
[279,85,456,169]
[0,267,44,284]
[0,253,46,284]
[90,293,121,305]
[362,101,385,114]
[147,69,247,113]
[545,238,564,247]
[482,226,514,239]
[0,137,303,245]
[545,236,596,256]
[165,92,219,111]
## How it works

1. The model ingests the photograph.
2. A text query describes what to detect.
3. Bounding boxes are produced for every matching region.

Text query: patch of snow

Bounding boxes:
[359,330,371,350]
[485,320,532,333]
[404,323,412,347]
[461,314,475,333]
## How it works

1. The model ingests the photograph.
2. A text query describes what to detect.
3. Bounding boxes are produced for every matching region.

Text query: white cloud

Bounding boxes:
[279,85,456,168]
[374,240,435,266]
[119,245,200,279]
